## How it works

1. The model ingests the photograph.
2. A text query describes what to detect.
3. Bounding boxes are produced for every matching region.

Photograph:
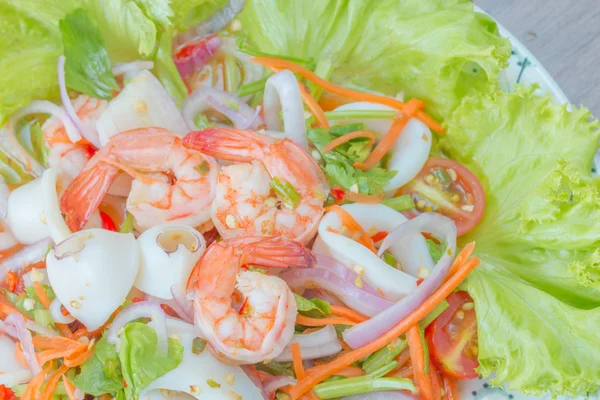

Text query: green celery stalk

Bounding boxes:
[329,123,367,137]
[307,58,333,101]
[419,327,430,374]
[224,54,241,93]
[119,213,134,233]
[33,309,55,328]
[325,110,397,121]
[419,299,449,329]
[362,338,407,374]
[366,361,399,378]
[382,195,415,212]
[271,177,302,208]
[236,38,316,70]
[313,375,416,399]
[237,77,270,97]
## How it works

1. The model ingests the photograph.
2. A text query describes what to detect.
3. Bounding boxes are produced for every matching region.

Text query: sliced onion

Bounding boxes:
[342,392,418,400]
[112,61,154,77]
[263,70,308,151]
[174,0,245,48]
[50,297,75,324]
[0,238,51,281]
[315,254,380,296]
[302,289,344,306]
[174,35,222,79]
[11,102,80,147]
[182,87,263,130]
[0,313,41,375]
[263,376,298,399]
[58,56,98,148]
[274,325,341,362]
[343,213,457,349]
[25,320,58,337]
[170,284,194,323]
[280,267,393,318]
[240,365,269,400]
[42,167,72,244]
[107,301,168,357]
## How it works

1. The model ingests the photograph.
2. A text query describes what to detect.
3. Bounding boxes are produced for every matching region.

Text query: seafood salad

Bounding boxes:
[1,1,600,400]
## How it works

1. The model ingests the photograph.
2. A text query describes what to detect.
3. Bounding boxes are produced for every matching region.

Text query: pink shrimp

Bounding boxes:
[187,236,316,364]
[60,128,218,232]
[183,128,329,244]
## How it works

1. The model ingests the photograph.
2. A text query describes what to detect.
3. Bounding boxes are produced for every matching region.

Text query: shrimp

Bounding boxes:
[43,95,107,188]
[60,128,218,232]
[187,236,316,363]
[183,128,329,244]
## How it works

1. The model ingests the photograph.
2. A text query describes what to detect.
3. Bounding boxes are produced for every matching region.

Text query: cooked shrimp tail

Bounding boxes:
[183,128,267,162]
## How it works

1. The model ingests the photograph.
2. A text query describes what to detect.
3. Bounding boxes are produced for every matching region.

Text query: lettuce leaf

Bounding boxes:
[239,0,511,121]
[441,87,600,396]
[74,334,124,396]
[60,9,119,100]
[170,0,228,31]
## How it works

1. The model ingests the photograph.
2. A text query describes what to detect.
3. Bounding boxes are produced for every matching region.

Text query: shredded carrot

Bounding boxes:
[15,343,28,369]
[291,343,306,380]
[354,98,424,171]
[251,57,444,134]
[288,255,481,399]
[32,282,51,308]
[41,364,69,400]
[330,305,369,323]
[385,365,413,379]
[442,374,457,400]
[37,349,77,367]
[64,345,95,368]
[6,270,18,292]
[0,301,30,320]
[325,205,377,253]
[62,375,78,400]
[396,347,411,369]
[407,325,432,400]
[32,335,86,352]
[299,83,330,129]
[319,91,354,111]
[322,131,375,153]
[343,190,384,204]
[296,314,357,327]
[446,242,476,279]
[20,365,51,400]
[430,368,443,400]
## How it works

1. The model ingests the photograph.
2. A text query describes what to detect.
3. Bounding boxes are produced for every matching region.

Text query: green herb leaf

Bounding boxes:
[382,195,415,213]
[294,293,332,319]
[271,177,302,209]
[255,361,295,377]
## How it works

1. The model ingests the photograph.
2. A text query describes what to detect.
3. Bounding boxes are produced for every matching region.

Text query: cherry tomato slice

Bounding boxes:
[397,157,485,236]
[425,291,479,380]
[0,385,18,400]
[100,211,117,232]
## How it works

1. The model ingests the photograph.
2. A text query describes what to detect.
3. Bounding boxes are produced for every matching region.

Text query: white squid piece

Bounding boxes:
[313,203,434,301]
[46,229,140,331]
[96,70,189,146]
[330,102,432,195]
[140,319,264,400]
[0,176,17,250]
[263,70,308,151]
[0,335,32,387]
[135,224,206,300]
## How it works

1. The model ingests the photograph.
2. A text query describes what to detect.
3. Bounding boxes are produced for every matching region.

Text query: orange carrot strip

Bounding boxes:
[325,205,377,254]
[37,349,76,367]
[32,282,51,308]
[64,345,95,368]
[407,325,432,400]
[296,314,357,327]
[288,256,481,399]
[32,335,86,352]
[251,57,444,133]
[299,83,330,129]
[430,368,443,400]
[62,375,78,400]
[442,374,457,400]
[330,305,369,323]
[41,363,69,400]
[446,242,476,280]
[0,301,30,320]
[354,98,424,171]
[322,131,375,153]
[291,343,305,380]
[21,365,52,400]
[385,366,414,379]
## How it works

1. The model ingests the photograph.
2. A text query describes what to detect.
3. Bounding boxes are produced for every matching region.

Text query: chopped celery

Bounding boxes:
[382,195,415,212]
[307,58,333,101]
[382,251,398,268]
[237,77,269,97]
[224,54,241,93]
[313,374,416,399]
[426,239,443,263]
[236,38,316,70]
[255,361,295,377]
[362,338,406,374]
[329,123,366,137]
[271,177,301,208]
[325,110,397,121]
[119,213,134,233]
[367,361,399,378]
[420,327,430,374]
[419,299,449,329]
[33,309,54,328]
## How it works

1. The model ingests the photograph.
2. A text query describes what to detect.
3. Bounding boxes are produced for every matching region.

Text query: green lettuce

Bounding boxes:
[170,0,229,31]
[441,87,600,396]
[74,323,183,398]
[294,293,332,319]
[239,0,511,121]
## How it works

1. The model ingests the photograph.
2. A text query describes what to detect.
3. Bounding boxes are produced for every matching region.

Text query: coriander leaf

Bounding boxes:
[294,293,332,319]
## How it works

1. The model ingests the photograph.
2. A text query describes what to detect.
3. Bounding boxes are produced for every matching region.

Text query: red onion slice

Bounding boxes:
[274,325,341,362]
[280,267,393,317]
[174,35,222,79]
[112,61,154,77]
[263,376,298,399]
[174,0,245,49]
[50,297,75,324]
[58,56,98,147]
[315,254,380,296]
[182,87,263,130]
[0,313,41,375]
[25,320,58,337]
[343,213,457,349]
[107,301,169,357]
[302,289,345,306]
[169,284,195,324]
[240,365,269,400]
[0,237,52,281]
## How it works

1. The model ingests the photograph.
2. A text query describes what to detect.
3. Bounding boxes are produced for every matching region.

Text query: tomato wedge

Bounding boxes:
[397,157,485,236]
[425,291,479,380]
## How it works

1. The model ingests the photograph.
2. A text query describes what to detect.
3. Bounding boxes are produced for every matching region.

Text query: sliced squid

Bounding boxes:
[96,70,189,146]
[263,70,308,151]
[0,335,32,387]
[6,178,48,245]
[135,224,206,299]
[46,229,140,330]
[140,319,264,400]
[313,203,434,301]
